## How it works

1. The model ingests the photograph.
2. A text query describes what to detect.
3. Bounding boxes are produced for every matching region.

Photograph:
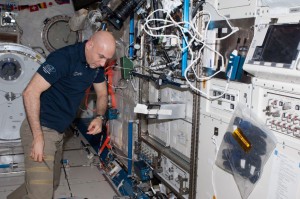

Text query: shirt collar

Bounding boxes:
[80,40,88,64]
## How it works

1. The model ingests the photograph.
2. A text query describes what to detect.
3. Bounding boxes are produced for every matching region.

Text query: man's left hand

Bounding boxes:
[87,118,103,135]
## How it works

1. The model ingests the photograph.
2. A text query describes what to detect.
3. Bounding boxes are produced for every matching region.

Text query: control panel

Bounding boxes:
[250,78,300,143]
[139,141,159,165]
[200,78,252,122]
[263,93,300,139]
[157,155,189,198]
[210,85,240,112]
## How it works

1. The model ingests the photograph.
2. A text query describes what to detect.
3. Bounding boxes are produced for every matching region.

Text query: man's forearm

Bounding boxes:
[96,94,108,116]
[23,90,43,138]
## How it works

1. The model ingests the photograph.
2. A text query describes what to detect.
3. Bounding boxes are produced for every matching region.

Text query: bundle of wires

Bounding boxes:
[142,2,239,99]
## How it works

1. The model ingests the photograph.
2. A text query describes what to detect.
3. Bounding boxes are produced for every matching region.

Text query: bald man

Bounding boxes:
[8,31,116,199]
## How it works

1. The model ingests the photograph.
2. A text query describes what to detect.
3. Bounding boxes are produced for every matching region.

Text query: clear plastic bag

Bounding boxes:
[215,103,277,199]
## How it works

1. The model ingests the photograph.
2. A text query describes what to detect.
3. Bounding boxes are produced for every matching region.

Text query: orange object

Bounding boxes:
[98,123,111,155]
[99,136,111,155]
[105,60,117,108]
[83,59,117,111]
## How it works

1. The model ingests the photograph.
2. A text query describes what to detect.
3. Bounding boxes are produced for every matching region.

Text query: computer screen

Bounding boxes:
[254,24,300,64]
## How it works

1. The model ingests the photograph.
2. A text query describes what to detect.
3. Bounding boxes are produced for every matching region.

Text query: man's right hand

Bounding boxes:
[30,134,45,162]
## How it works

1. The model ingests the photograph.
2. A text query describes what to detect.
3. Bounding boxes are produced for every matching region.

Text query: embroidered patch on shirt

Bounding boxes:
[73,72,83,76]
[42,64,56,74]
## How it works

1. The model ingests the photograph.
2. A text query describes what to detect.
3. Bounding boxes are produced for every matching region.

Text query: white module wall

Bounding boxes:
[197,77,300,199]
[147,82,193,158]
[148,82,159,103]
[198,112,300,199]
[147,82,171,146]
[197,79,253,199]
[160,87,193,122]
[204,0,263,20]
[13,0,75,55]
[110,119,123,149]
[197,114,289,199]
[197,114,241,199]
[148,119,171,146]
[169,120,192,159]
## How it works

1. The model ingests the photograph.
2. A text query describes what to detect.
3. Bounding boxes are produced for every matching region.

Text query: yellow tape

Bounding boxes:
[27,167,51,172]
[29,180,53,185]
[232,127,252,153]
[25,156,54,161]
[35,54,41,60]
[43,156,54,161]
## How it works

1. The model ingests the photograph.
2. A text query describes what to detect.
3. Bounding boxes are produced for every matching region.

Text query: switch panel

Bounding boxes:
[263,92,300,139]
[157,155,189,198]
[210,86,239,112]
[200,78,252,123]
[140,141,159,165]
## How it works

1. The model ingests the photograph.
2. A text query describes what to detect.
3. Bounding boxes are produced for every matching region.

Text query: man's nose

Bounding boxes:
[101,61,107,66]
[98,59,106,67]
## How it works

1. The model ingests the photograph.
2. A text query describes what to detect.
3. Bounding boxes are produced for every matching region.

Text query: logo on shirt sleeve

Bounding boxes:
[42,64,56,74]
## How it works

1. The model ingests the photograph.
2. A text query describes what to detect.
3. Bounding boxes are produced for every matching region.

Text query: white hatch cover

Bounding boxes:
[0,43,44,142]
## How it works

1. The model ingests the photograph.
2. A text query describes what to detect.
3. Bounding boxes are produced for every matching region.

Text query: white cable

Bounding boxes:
[183,12,230,99]
[117,179,124,190]
[205,2,239,40]
[125,41,134,59]
[139,30,145,59]
[130,79,138,92]
[142,4,238,99]
[110,150,133,161]
[211,135,219,199]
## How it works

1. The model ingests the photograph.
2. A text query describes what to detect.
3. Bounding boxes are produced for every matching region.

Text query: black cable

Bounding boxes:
[156,192,168,199]
[62,162,73,197]
[152,0,160,29]
[192,0,205,18]
[0,138,21,141]
[0,152,24,157]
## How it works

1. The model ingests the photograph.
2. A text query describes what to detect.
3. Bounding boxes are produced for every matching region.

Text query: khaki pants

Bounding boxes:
[7,119,64,199]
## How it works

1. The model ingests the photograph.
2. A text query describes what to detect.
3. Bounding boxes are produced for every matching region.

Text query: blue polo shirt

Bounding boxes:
[37,41,105,132]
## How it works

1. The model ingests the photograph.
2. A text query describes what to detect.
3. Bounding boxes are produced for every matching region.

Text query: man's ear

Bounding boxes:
[86,40,94,49]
